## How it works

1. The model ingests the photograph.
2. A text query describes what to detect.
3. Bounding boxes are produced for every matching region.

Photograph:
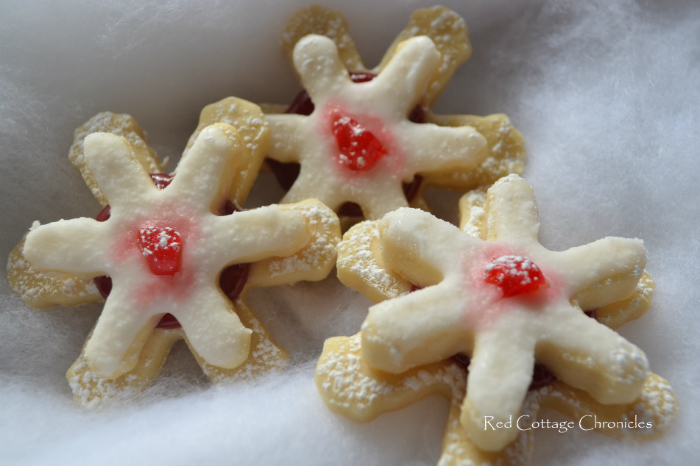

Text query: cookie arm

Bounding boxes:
[353,177,408,220]
[368,36,440,115]
[400,123,487,174]
[554,237,646,310]
[461,329,536,452]
[210,206,310,269]
[83,133,157,209]
[84,286,158,378]
[168,124,241,211]
[536,310,649,405]
[378,208,471,282]
[266,114,308,163]
[176,285,252,370]
[361,282,467,373]
[482,175,541,243]
[23,219,110,275]
[292,34,352,99]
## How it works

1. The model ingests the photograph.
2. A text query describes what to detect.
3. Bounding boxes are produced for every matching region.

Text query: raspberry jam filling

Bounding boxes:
[93,173,249,329]
[484,255,546,298]
[330,112,387,171]
[149,173,174,190]
[267,70,426,206]
[219,262,250,302]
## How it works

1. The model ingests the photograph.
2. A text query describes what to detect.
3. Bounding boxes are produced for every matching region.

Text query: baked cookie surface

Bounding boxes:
[260,6,525,221]
[322,175,677,464]
[8,101,341,407]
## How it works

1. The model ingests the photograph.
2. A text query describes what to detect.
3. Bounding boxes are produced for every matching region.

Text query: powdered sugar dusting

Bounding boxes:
[7,235,101,308]
[426,114,525,191]
[268,202,340,277]
[68,351,146,409]
[69,112,163,206]
[533,373,678,438]
[337,221,408,299]
[316,334,465,415]
[438,395,535,466]
[181,97,270,205]
[281,5,363,71]
[202,300,287,384]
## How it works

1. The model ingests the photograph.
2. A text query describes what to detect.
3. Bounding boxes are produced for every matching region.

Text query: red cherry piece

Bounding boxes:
[137,227,182,276]
[331,113,388,171]
[219,263,250,302]
[484,255,546,298]
[150,173,174,190]
[156,313,182,329]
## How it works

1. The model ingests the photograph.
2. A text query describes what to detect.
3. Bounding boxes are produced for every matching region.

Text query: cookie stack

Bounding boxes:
[6,6,677,466]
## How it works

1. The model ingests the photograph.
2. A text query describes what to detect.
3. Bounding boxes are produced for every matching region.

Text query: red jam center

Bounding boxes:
[137,226,182,276]
[272,70,426,191]
[484,255,546,298]
[331,113,388,171]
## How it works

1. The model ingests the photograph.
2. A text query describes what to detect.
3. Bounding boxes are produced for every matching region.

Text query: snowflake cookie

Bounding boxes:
[317,335,676,466]
[259,6,525,220]
[8,101,341,407]
[321,174,676,461]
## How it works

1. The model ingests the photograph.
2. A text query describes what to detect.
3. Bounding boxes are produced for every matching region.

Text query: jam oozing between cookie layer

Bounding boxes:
[484,255,546,298]
[93,173,249,329]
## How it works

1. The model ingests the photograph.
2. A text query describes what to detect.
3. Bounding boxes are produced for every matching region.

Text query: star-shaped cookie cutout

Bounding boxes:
[316,335,676,466]
[260,6,526,218]
[263,33,486,220]
[333,174,669,452]
[326,177,678,466]
[9,101,341,406]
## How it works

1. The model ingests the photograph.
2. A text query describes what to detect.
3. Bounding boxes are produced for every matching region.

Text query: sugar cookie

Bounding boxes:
[322,174,676,462]
[9,102,340,407]
[260,6,525,220]
[317,335,676,466]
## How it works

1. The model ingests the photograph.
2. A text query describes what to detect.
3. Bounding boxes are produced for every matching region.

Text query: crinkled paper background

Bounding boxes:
[1,0,698,464]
